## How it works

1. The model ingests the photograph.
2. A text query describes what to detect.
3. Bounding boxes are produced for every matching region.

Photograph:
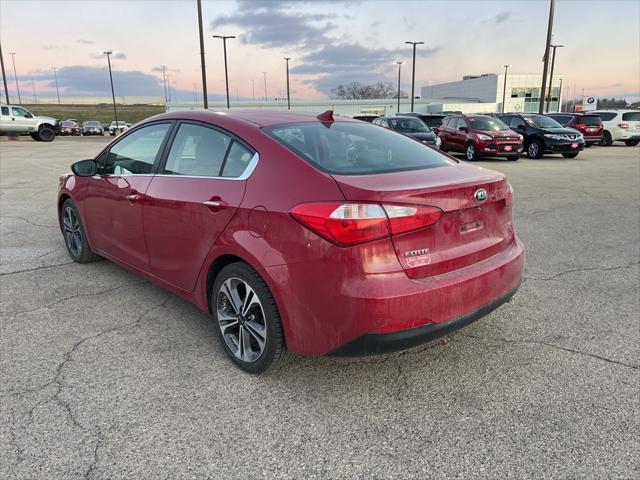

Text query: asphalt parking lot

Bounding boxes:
[1,137,638,479]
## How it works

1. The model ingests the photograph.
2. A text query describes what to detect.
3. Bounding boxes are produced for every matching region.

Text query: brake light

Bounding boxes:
[290,202,442,246]
[575,123,585,130]
[618,123,629,129]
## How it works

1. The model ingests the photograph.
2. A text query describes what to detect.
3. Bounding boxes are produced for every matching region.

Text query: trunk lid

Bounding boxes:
[331,163,514,278]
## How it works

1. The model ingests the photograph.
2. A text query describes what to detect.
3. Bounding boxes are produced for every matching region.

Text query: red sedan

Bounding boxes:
[58,110,524,373]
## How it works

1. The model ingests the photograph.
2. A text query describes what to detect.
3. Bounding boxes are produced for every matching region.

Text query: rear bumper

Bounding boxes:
[618,133,640,141]
[329,282,520,356]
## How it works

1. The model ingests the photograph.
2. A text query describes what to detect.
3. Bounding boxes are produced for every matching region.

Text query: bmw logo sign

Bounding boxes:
[587,97,595,104]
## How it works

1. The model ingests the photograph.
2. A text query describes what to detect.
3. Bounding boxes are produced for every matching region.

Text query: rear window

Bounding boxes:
[61,121,75,127]
[579,115,602,125]
[595,112,617,121]
[622,112,640,121]
[264,122,455,175]
[419,116,444,128]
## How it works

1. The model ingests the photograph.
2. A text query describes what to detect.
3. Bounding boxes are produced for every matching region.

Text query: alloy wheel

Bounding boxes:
[528,143,540,158]
[217,277,267,363]
[466,144,475,160]
[62,206,82,256]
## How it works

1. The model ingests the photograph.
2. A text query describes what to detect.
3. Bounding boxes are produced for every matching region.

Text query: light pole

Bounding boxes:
[262,71,267,100]
[160,65,168,104]
[546,44,563,112]
[558,77,563,112]
[31,79,37,104]
[0,42,10,104]
[52,67,61,104]
[213,35,235,109]
[404,41,423,112]
[167,75,172,102]
[8,52,21,104]
[501,64,511,113]
[538,0,555,113]
[395,61,405,113]
[252,79,255,101]
[103,51,118,132]
[283,57,292,110]
[196,0,208,109]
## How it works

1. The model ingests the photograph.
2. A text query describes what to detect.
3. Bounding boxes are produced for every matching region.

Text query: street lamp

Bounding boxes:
[160,65,168,104]
[103,51,119,133]
[404,41,424,112]
[167,74,172,102]
[501,64,511,113]
[251,79,255,101]
[538,0,556,113]
[283,57,292,110]
[213,34,235,109]
[0,42,10,104]
[52,67,61,105]
[262,71,267,100]
[546,44,563,112]
[196,0,208,109]
[395,60,405,113]
[31,79,37,104]
[8,52,21,104]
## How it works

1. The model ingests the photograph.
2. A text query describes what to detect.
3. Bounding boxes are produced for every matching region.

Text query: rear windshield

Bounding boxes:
[578,115,602,125]
[622,112,640,121]
[61,121,75,127]
[468,117,510,131]
[264,122,455,175]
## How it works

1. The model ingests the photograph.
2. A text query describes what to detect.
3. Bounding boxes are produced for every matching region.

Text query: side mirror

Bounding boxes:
[517,124,526,130]
[459,126,468,132]
[71,159,97,177]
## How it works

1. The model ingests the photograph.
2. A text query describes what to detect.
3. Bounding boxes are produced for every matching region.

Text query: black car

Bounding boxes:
[496,113,584,158]
[372,115,440,148]
[397,113,446,130]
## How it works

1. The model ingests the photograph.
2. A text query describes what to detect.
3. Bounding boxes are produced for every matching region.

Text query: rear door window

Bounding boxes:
[164,123,231,177]
[622,112,640,121]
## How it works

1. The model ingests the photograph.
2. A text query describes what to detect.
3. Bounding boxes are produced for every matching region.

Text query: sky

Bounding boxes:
[1,0,639,102]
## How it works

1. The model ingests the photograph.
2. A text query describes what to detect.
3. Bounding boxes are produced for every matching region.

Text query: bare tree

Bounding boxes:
[331,81,406,100]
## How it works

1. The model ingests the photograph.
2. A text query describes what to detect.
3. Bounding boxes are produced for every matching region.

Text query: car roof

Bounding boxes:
[143,109,361,128]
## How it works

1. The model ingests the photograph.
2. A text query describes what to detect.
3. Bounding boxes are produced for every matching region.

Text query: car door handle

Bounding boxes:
[203,200,222,207]
[126,194,141,201]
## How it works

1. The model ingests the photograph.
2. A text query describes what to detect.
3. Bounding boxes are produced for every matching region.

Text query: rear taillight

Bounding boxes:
[618,123,629,129]
[504,182,514,207]
[290,202,442,246]
[575,123,585,130]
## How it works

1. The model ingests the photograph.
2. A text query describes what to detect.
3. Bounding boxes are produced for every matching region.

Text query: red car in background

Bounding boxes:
[545,113,603,146]
[58,110,524,373]
[438,114,523,161]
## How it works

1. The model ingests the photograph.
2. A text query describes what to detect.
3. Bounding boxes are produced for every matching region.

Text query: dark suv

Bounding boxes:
[437,114,523,161]
[372,115,440,148]
[397,113,446,130]
[545,113,603,147]
[496,113,584,158]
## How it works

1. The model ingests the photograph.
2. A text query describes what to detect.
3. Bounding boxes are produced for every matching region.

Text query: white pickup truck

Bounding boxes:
[0,104,60,141]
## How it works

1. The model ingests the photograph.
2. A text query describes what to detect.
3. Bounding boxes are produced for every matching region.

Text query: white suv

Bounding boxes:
[592,110,640,146]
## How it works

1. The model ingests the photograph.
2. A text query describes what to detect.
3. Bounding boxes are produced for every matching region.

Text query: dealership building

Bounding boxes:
[421,73,564,113]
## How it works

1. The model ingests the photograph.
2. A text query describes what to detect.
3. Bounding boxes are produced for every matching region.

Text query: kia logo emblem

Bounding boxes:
[474,189,488,202]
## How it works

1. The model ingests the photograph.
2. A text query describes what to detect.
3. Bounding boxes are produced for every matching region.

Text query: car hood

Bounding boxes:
[404,131,437,141]
[478,130,520,138]
[38,115,58,124]
[541,127,581,135]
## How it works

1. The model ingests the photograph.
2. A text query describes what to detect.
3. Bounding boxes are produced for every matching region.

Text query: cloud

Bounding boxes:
[489,11,511,24]
[90,51,127,60]
[77,38,94,45]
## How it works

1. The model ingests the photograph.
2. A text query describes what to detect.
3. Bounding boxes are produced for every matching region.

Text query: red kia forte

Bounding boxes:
[58,110,524,373]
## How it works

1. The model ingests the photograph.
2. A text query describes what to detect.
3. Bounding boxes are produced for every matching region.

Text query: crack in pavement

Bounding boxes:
[459,333,639,370]
[0,261,74,276]
[8,296,172,473]
[524,261,639,282]
[1,280,148,315]
[0,215,57,229]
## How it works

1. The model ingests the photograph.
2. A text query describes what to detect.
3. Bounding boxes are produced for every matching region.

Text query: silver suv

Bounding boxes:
[0,104,60,141]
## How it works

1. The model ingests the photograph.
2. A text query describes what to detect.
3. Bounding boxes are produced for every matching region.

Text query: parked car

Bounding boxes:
[398,113,446,130]
[0,104,60,141]
[545,113,603,147]
[81,121,104,136]
[437,114,523,161]
[109,120,129,136]
[591,110,640,146]
[372,115,441,148]
[58,109,524,373]
[495,113,584,158]
[59,120,81,136]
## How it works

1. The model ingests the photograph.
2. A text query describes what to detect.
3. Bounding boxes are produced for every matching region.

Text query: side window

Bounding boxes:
[456,118,467,129]
[164,123,231,177]
[102,123,170,175]
[596,112,616,121]
[11,107,28,117]
[509,116,523,129]
[221,142,254,178]
[1,106,9,115]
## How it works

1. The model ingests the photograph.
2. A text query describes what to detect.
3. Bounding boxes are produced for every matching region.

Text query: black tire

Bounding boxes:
[37,126,56,142]
[30,133,42,141]
[600,131,613,146]
[526,140,543,159]
[585,142,592,148]
[562,152,579,158]
[59,199,101,263]
[212,262,292,374]
[506,155,520,161]
[624,139,639,146]
[465,142,479,161]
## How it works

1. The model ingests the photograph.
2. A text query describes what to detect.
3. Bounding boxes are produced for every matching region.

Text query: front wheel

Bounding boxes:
[624,139,639,146]
[562,152,579,158]
[526,140,543,159]
[37,126,56,142]
[212,262,291,374]
[465,143,479,161]
[59,199,101,263]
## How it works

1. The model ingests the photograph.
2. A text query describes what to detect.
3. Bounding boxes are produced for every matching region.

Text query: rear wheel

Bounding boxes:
[37,126,56,142]
[624,139,639,146]
[562,152,579,158]
[212,262,291,374]
[526,140,543,159]
[59,199,101,263]
[465,142,479,161]
[600,131,613,146]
